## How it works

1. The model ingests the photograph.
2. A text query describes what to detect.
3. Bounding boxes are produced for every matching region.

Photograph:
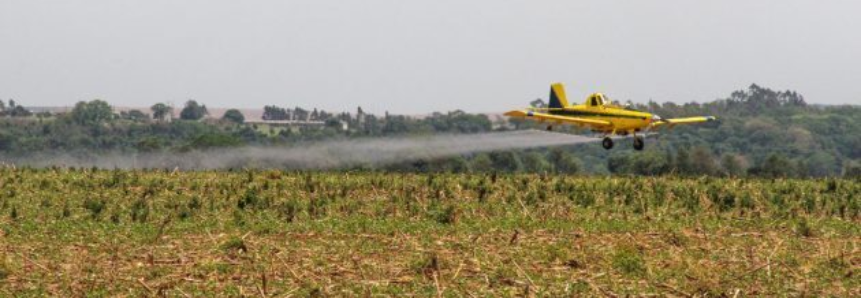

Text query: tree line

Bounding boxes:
[0,84,859,177]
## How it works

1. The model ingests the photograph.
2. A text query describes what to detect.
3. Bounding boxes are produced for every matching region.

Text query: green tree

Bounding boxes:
[151,103,172,121]
[805,152,840,177]
[750,154,794,178]
[183,133,241,150]
[522,151,552,173]
[71,100,114,125]
[470,153,494,173]
[630,151,671,176]
[222,109,245,124]
[674,147,693,175]
[549,148,581,174]
[8,106,32,117]
[689,147,719,176]
[529,98,547,108]
[262,105,288,120]
[4,99,32,117]
[121,109,150,122]
[845,161,861,178]
[489,152,523,172]
[180,100,208,121]
[720,154,746,177]
[607,154,631,174]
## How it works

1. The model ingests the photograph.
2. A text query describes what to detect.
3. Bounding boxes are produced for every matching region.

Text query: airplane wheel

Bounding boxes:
[602,137,614,150]
[633,136,645,151]
[546,125,553,131]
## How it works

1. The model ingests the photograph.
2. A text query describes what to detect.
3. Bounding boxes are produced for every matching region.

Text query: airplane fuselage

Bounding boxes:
[529,104,653,133]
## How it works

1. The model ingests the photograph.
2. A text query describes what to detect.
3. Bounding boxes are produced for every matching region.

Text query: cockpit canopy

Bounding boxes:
[586,93,607,107]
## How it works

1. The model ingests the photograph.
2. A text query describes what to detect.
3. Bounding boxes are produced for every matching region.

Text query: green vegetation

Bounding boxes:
[0,84,859,177]
[179,100,209,121]
[0,168,857,296]
[221,109,245,124]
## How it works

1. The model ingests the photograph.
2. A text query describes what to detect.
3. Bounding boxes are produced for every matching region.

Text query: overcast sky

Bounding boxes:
[1,1,859,114]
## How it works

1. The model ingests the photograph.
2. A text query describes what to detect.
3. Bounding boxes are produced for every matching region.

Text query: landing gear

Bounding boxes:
[546,125,553,131]
[602,137,614,150]
[633,135,645,151]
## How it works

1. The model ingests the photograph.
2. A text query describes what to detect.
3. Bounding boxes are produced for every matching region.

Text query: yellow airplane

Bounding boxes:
[505,83,716,150]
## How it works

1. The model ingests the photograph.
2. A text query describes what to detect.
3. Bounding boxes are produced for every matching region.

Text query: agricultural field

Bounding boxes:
[0,168,858,297]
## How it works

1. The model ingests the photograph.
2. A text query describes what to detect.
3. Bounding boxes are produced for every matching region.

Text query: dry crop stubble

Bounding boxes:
[0,168,857,296]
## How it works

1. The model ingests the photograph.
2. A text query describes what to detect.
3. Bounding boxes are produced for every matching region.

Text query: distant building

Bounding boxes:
[244,119,326,127]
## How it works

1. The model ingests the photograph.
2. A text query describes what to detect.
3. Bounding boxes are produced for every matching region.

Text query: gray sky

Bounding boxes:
[2,0,859,114]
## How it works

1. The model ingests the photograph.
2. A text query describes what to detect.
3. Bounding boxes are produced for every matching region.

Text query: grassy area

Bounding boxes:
[0,169,858,296]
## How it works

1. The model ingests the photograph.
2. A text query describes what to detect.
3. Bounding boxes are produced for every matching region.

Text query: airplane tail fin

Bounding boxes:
[548,82,569,108]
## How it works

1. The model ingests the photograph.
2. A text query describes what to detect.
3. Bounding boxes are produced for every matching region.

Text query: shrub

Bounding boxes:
[279,199,300,222]
[130,198,149,223]
[83,198,106,219]
[431,204,458,225]
[796,219,816,238]
[220,237,248,254]
[237,189,258,210]
[0,262,9,280]
[611,246,646,276]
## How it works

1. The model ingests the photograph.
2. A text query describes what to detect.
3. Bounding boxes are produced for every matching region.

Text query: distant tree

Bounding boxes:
[442,156,471,173]
[689,147,719,176]
[71,100,113,125]
[427,156,470,173]
[805,152,839,177]
[530,98,546,108]
[382,115,410,134]
[179,100,208,121]
[184,133,241,150]
[0,131,14,151]
[750,153,794,178]
[549,148,581,174]
[293,107,309,121]
[630,151,672,176]
[151,103,172,121]
[8,106,32,117]
[222,109,245,124]
[522,151,552,173]
[470,153,494,173]
[262,105,288,120]
[1,99,32,117]
[845,161,861,178]
[721,154,746,177]
[607,154,631,174]
[847,136,861,159]
[121,109,150,122]
[136,137,164,152]
[674,147,693,175]
[490,151,523,172]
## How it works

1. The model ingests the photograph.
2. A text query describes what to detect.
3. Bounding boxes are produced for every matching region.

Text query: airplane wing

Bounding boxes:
[504,110,612,128]
[652,116,716,129]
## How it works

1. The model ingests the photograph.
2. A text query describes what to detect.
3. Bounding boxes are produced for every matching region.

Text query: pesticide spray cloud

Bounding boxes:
[3,130,599,170]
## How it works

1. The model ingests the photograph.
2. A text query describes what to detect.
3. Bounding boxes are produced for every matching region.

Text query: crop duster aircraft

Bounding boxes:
[505,83,716,151]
